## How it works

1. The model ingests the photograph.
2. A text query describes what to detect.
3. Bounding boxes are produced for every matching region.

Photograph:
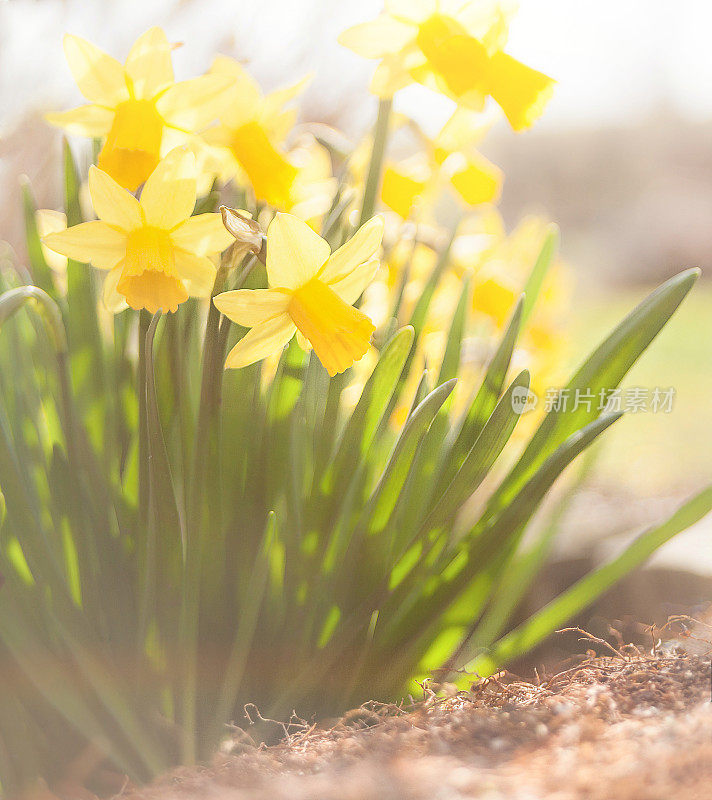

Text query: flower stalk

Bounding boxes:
[359,98,392,226]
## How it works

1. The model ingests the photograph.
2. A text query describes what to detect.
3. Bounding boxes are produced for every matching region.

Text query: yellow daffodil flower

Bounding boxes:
[47,28,233,191]
[434,109,502,205]
[365,110,502,220]
[42,148,233,314]
[339,0,554,130]
[202,57,334,215]
[214,213,383,376]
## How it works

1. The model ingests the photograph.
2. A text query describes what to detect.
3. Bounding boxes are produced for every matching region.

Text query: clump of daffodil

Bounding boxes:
[42,148,233,314]
[202,57,336,217]
[340,0,554,131]
[214,213,383,376]
[47,27,233,191]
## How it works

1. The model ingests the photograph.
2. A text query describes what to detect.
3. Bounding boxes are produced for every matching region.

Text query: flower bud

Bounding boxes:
[220,206,264,256]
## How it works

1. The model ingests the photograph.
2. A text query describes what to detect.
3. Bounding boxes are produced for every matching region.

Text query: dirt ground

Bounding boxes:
[115,623,711,800]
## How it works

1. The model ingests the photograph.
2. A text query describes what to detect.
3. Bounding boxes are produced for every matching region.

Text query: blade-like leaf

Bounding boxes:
[437,278,469,385]
[426,370,530,534]
[502,269,699,500]
[520,224,559,327]
[447,296,524,475]
[471,485,712,676]
[321,326,414,497]
[363,378,457,539]
[20,179,55,296]
[144,313,184,552]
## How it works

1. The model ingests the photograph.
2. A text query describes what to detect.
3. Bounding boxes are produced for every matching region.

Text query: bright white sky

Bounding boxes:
[2,0,712,134]
[507,0,712,128]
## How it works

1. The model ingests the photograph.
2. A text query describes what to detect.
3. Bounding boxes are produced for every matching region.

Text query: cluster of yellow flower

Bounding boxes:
[42,1,566,383]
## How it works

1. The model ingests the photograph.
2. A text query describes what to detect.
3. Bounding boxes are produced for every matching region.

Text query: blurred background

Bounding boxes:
[0,0,710,592]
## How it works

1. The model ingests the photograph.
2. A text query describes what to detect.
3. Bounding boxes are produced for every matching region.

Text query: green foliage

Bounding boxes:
[0,154,707,794]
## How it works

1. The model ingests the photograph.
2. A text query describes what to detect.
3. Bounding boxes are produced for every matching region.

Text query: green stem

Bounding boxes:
[166,312,190,493]
[179,250,236,764]
[359,98,392,226]
[138,311,151,530]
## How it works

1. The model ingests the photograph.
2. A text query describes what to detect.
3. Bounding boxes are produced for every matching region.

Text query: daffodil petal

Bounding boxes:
[125,27,174,100]
[296,331,312,352]
[87,166,142,231]
[371,56,414,98]
[319,216,384,284]
[381,165,428,218]
[140,148,197,229]
[209,56,262,129]
[170,213,233,255]
[449,155,502,206]
[103,264,128,313]
[338,17,416,58]
[434,107,492,158]
[173,250,217,297]
[156,73,233,132]
[266,212,330,290]
[200,124,234,149]
[46,104,114,137]
[63,34,129,106]
[261,75,310,123]
[214,288,290,327]
[329,257,379,305]
[487,52,555,131]
[224,315,296,370]
[42,221,127,269]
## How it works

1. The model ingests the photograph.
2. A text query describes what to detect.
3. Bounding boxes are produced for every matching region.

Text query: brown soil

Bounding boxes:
[115,628,711,800]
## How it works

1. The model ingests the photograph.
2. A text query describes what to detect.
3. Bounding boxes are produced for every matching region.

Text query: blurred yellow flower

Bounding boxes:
[202,57,334,217]
[214,213,383,376]
[371,110,502,220]
[339,0,554,130]
[47,28,233,191]
[381,158,431,219]
[42,148,233,314]
[471,273,517,327]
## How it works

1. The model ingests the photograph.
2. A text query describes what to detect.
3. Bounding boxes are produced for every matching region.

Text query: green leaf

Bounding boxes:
[471,485,712,675]
[213,511,276,732]
[363,378,457,539]
[382,413,623,661]
[359,98,392,226]
[20,179,55,296]
[448,296,524,473]
[437,278,469,385]
[144,313,185,554]
[520,224,559,327]
[322,326,414,497]
[426,370,529,534]
[62,140,82,228]
[502,268,699,499]
[62,140,105,409]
